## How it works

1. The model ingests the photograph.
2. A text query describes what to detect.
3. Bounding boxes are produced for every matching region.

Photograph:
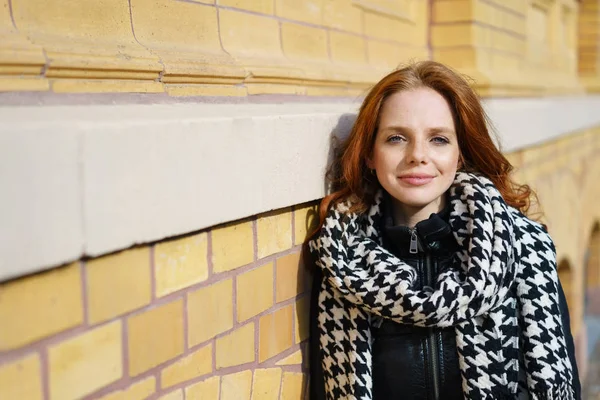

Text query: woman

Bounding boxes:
[308,61,580,400]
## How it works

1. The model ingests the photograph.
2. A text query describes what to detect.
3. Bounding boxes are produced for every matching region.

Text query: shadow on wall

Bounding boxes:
[295,113,357,370]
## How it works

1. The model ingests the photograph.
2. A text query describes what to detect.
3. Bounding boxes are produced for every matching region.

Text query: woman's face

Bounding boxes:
[368,87,460,219]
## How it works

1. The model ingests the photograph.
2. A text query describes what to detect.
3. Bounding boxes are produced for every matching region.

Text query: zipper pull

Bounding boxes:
[409,228,418,254]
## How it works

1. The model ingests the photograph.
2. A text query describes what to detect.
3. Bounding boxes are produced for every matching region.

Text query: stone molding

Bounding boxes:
[2,95,600,281]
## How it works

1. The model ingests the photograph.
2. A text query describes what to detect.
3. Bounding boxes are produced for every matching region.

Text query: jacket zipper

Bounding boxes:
[425,253,441,400]
[409,228,418,254]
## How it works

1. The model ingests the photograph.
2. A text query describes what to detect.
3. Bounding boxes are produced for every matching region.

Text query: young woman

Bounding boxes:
[308,61,580,400]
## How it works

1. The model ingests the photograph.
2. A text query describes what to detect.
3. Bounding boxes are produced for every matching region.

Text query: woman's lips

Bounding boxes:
[398,175,434,186]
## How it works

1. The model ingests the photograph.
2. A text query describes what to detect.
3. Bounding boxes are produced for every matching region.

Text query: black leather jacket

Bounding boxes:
[310,200,581,400]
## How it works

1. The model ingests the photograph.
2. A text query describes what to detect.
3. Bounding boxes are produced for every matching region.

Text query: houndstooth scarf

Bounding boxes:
[309,172,574,400]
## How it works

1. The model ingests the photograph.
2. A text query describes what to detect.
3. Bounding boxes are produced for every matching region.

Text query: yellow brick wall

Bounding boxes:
[2,0,598,96]
[0,201,318,400]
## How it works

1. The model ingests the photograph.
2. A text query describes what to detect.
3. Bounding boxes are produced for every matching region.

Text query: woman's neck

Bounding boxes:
[391,197,446,228]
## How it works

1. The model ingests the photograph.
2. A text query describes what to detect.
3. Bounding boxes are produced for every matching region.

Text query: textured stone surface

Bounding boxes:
[48,322,122,400]
[188,279,234,346]
[155,232,208,297]
[86,247,151,324]
[127,300,184,376]
[0,262,83,350]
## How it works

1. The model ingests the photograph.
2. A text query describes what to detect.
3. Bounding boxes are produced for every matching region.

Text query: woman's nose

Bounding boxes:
[407,140,427,164]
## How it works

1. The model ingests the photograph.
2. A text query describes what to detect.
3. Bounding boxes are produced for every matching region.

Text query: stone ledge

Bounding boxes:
[1,96,600,281]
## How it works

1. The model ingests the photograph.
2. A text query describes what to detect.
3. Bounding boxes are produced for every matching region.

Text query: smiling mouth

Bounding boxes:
[398,175,434,186]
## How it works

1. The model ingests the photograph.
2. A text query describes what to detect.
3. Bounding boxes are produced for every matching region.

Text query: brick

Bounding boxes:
[0,353,42,400]
[432,0,472,23]
[364,12,412,43]
[11,0,162,77]
[158,389,183,400]
[431,23,480,47]
[295,296,310,343]
[86,248,151,324]
[366,40,403,69]
[219,9,282,58]
[276,0,323,24]
[323,0,362,33]
[276,349,303,366]
[188,279,233,347]
[329,31,366,64]
[155,233,208,297]
[130,0,242,81]
[257,209,293,259]
[281,23,328,62]
[276,252,308,302]
[259,305,293,362]
[185,376,220,400]
[219,0,273,14]
[221,370,252,400]
[294,203,319,245]
[212,219,254,273]
[216,322,255,368]
[237,263,274,322]
[48,321,122,400]
[0,263,83,351]
[280,372,305,400]
[161,343,212,388]
[251,368,282,400]
[128,300,184,376]
[97,376,156,400]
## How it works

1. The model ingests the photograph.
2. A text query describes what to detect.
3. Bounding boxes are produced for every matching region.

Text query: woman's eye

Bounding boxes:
[387,135,405,143]
[432,136,449,144]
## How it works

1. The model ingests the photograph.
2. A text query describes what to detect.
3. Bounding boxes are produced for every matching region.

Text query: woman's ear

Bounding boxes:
[366,157,374,170]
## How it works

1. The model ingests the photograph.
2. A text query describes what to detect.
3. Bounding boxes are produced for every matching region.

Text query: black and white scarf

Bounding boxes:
[309,172,574,400]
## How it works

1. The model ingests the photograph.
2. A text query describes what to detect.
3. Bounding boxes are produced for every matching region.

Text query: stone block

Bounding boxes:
[294,203,319,246]
[161,343,212,388]
[276,0,323,24]
[257,209,293,259]
[259,305,293,362]
[221,370,252,400]
[330,31,367,64]
[281,23,329,62]
[280,372,305,400]
[237,262,274,322]
[188,279,234,347]
[86,247,151,324]
[155,233,208,297]
[0,263,83,350]
[251,368,282,400]
[130,0,244,83]
[97,377,156,400]
[48,322,122,400]
[11,0,162,79]
[212,219,255,273]
[215,322,255,368]
[276,252,307,302]
[185,376,220,400]
[127,300,184,376]
[0,353,42,400]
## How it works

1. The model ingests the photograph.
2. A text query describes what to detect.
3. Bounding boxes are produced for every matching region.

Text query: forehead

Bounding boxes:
[379,88,455,129]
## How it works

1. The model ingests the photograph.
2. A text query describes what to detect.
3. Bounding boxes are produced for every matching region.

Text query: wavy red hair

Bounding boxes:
[313,61,533,235]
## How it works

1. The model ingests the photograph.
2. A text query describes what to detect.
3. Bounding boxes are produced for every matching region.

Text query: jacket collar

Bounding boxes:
[380,192,456,256]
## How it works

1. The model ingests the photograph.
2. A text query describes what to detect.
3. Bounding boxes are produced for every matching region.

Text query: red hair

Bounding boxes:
[313,61,534,236]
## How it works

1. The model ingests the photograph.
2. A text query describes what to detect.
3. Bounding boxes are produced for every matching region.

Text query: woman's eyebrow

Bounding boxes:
[380,125,455,134]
